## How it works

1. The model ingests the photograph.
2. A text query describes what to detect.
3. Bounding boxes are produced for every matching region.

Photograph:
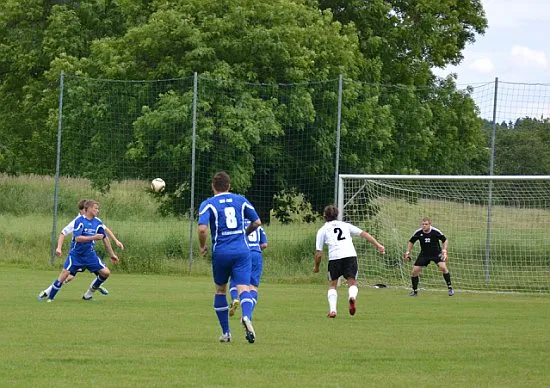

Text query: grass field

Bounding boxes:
[1,267,548,387]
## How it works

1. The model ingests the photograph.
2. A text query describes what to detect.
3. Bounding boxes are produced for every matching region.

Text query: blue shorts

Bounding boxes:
[212,251,251,286]
[249,251,263,287]
[229,251,263,289]
[63,251,106,275]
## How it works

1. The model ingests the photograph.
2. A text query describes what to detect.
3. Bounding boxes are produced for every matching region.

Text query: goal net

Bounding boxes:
[338,175,550,293]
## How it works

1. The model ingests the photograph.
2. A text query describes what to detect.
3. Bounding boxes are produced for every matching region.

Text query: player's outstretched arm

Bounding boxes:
[102,235,119,263]
[105,226,124,250]
[360,231,385,254]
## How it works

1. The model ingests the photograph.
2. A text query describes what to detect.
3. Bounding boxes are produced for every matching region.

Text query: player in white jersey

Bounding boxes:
[38,199,124,299]
[314,205,385,318]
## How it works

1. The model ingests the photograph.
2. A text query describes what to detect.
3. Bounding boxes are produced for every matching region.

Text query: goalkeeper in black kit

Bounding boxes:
[404,217,454,296]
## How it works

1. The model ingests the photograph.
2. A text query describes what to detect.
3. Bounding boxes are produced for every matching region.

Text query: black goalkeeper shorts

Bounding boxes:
[414,255,443,267]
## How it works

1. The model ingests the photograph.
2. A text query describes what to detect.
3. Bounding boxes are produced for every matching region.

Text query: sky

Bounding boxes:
[434,0,550,85]
[433,0,550,121]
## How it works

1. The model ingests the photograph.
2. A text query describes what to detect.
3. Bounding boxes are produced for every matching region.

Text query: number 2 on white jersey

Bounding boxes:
[334,227,346,241]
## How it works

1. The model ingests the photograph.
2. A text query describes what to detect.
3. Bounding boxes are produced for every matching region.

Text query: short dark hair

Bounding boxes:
[78,199,87,210]
[323,205,339,221]
[212,171,231,192]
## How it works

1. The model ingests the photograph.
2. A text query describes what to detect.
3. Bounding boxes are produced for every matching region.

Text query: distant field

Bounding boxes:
[1,268,548,387]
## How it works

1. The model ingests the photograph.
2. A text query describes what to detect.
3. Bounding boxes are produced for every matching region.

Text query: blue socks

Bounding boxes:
[229,281,238,303]
[214,294,230,334]
[48,280,63,300]
[249,289,258,319]
[239,291,254,320]
[91,274,107,290]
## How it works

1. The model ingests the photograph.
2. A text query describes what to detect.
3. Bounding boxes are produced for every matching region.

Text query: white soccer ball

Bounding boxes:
[151,178,166,193]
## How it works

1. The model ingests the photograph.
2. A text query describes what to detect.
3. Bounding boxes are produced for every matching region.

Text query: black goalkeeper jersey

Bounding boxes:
[409,227,447,258]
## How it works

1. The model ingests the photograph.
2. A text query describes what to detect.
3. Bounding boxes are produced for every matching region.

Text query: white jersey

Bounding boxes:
[315,220,363,261]
[61,215,80,236]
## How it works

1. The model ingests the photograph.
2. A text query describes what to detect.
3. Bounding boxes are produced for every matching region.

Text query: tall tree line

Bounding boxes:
[0,0,504,218]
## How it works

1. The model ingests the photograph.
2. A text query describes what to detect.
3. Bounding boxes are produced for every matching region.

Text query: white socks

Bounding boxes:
[327,288,338,312]
[348,285,358,300]
[328,286,359,313]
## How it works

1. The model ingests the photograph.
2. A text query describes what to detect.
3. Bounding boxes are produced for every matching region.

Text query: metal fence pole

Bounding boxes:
[50,71,65,264]
[188,72,198,273]
[334,74,343,207]
[485,77,499,284]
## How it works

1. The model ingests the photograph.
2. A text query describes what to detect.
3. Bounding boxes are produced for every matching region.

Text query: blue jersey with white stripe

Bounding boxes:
[70,215,106,256]
[198,192,260,255]
[245,220,267,253]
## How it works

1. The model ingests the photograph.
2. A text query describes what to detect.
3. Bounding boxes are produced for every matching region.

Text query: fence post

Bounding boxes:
[188,72,198,273]
[50,71,65,264]
[485,77,499,285]
[334,74,343,206]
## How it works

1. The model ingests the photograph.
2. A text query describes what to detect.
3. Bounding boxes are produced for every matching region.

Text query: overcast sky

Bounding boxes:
[434,0,550,86]
[433,0,550,121]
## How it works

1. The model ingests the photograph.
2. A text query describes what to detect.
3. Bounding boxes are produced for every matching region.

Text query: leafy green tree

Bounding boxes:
[318,0,489,175]
[0,0,493,222]
[0,0,129,174]
[74,0,370,220]
[494,118,550,175]
[318,0,488,84]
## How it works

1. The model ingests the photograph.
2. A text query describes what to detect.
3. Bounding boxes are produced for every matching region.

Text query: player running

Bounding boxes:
[314,205,385,318]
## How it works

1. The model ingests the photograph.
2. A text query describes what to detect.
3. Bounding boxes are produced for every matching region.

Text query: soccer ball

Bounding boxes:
[151,178,166,193]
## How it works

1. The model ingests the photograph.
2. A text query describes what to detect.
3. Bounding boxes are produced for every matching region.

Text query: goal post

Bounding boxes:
[338,174,550,293]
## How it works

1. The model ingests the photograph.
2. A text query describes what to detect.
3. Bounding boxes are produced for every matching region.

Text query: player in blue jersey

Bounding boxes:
[39,200,119,302]
[38,199,123,299]
[404,217,453,296]
[229,221,268,319]
[198,171,261,344]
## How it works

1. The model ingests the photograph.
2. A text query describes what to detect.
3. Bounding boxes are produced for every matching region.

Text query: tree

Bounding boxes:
[494,118,550,175]
[0,0,492,222]
[0,0,129,174]
[318,0,488,84]
[72,0,370,221]
[317,0,489,175]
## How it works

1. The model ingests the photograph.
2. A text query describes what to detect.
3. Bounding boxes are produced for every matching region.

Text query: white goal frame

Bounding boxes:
[338,175,550,293]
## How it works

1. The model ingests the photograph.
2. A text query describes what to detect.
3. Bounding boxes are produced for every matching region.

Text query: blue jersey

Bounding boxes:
[198,192,259,255]
[245,220,267,253]
[70,215,106,256]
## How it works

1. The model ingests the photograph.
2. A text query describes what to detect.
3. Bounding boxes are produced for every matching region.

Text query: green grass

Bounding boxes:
[1,267,548,387]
